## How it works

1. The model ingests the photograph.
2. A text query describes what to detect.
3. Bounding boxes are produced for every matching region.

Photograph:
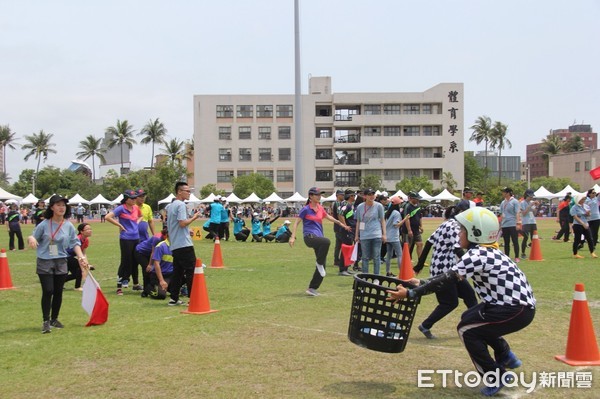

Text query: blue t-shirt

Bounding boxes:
[585,197,600,221]
[298,204,327,237]
[500,197,519,228]
[151,240,174,275]
[570,204,589,225]
[355,201,385,240]
[275,225,290,239]
[166,200,193,250]
[251,218,262,235]
[385,209,401,242]
[32,219,79,259]
[112,204,140,240]
[209,202,224,224]
[233,217,245,234]
[136,235,162,256]
[520,200,536,225]
[220,207,229,223]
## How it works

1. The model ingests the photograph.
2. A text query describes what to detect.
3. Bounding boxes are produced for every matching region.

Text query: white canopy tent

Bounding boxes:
[533,186,556,200]
[200,193,216,203]
[0,187,22,201]
[225,192,243,203]
[431,189,460,201]
[263,192,284,203]
[320,192,337,202]
[89,194,112,205]
[111,194,123,205]
[390,189,408,201]
[21,193,39,205]
[418,189,435,201]
[158,193,175,205]
[188,193,202,203]
[553,185,582,199]
[68,193,90,205]
[241,192,262,203]
[283,192,307,203]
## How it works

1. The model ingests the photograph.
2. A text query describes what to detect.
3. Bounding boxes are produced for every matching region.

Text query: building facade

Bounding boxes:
[472,151,522,182]
[549,150,600,190]
[193,76,464,196]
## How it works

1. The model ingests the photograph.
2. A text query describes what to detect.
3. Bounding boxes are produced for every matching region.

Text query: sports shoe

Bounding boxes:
[481,382,504,397]
[50,319,64,329]
[418,324,436,339]
[132,284,143,291]
[305,288,319,296]
[592,253,598,259]
[121,280,129,288]
[501,350,522,369]
[573,254,585,259]
[521,253,527,259]
[168,299,184,306]
[514,257,521,263]
[180,285,189,297]
[116,288,123,296]
[74,287,83,291]
[316,263,326,277]
[386,272,396,277]
[42,321,51,334]
[338,271,352,276]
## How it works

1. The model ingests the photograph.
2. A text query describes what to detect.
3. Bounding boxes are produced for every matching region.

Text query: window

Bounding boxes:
[422,126,441,136]
[237,170,252,177]
[334,171,360,186]
[236,105,253,118]
[218,126,231,140]
[403,148,420,158]
[239,126,251,139]
[277,170,293,182]
[279,126,291,139]
[364,104,381,115]
[365,148,381,158]
[259,148,272,161]
[279,148,291,161]
[422,148,433,158]
[316,127,332,138]
[334,106,360,121]
[405,169,420,178]
[316,170,333,182]
[219,148,232,162]
[316,149,332,160]
[315,105,332,117]
[239,148,252,161]
[575,162,580,172]
[403,104,420,114]
[585,161,591,171]
[383,104,401,115]
[256,105,273,118]
[334,128,361,143]
[384,169,402,180]
[384,126,401,136]
[364,126,381,136]
[403,126,420,136]
[256,170,274,181]
[422,104,432,114]
[384,148,401,158]
[258,127,271,140]
[276,105,293,118]
[217,170,234,183]
[216,105,233,118]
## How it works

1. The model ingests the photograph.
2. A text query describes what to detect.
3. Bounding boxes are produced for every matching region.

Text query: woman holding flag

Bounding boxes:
[28,195,88,334]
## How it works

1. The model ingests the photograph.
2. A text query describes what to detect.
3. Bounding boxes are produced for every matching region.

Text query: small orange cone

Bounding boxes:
[210,237,225,268]
[528,230,544,261]
[181,259,218,315]
[555,283,600,366]
[399,242,414,280]
[0,249,15,290]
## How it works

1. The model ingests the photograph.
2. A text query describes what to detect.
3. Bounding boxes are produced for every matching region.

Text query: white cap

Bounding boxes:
[236,210,242,214]
[284,220,291,225]
[253,212,259,216]
[215,195,222,200]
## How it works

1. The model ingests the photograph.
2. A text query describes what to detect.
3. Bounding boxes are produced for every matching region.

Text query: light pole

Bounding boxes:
[526,164,531,189]
[31,174,36,194]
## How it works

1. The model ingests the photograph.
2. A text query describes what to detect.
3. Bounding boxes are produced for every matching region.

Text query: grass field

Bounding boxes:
[0,217,599,398]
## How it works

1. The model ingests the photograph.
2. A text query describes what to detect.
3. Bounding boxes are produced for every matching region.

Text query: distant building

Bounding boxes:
[472,151,521,182]
[98,131,131,177]
[549,150,600,190]
[68,160,92,178]
[526,124,597,179]
[193,76,464,196]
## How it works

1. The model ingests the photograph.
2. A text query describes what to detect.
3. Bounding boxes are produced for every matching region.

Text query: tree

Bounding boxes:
[138,118,167,168]
[464,152,484,191]
[540,133,562,164]
[22,130,57,185]
[0,124,18,176]
[395,176,433,195]
[200,184,225,199]
[489,121,511,186]
[440,171,457,193]
[232,173,275,199]
[76,135,107,182]
[160,138,191,167]
[563,134,586,153]
[359,174,383,191]
[469,116,493,190]
[106,120,137,174]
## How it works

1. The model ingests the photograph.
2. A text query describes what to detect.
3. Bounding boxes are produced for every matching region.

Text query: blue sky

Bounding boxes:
[1,0,599,182]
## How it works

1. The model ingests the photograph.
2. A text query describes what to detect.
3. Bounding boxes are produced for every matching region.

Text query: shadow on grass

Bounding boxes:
[322,381,397,398]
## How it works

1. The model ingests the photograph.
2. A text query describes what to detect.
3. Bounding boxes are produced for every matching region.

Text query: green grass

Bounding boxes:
[0,218,599,398]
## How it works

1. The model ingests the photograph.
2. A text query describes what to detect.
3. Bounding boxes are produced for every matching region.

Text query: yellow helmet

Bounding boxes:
[455,207,499,244]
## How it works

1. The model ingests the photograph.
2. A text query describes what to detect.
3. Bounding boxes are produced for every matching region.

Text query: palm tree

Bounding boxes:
[76,135,107,182]
[489,121,511,185]
[540,133,563,169]
[440,171,457,192]
[160,138,191,166]
[0,125,18,175]
[105,120,137,174]
[138,118,167,168]
[469,116,493,190]
[563,134,586,153]
[22,130,57,177]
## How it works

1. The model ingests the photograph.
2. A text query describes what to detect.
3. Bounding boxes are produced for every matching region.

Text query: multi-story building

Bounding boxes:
[472,151,522,182]
[193,76,464,197]
[526,124,597,179]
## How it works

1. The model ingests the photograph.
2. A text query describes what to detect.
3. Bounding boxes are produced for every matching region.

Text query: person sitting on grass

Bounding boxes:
[273,220,292,243]
[387,207,536,397]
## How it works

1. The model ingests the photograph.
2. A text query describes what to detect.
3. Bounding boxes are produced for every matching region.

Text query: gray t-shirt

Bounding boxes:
[166,200,193,250]
[356,201,385,240]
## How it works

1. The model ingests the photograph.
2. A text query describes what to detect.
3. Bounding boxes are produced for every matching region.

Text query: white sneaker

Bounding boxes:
[305,288,319,296]
[316,263,326,277]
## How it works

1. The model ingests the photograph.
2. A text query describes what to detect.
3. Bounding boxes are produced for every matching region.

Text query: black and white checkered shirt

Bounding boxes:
[453,246,536,307]
[427,219,462,277]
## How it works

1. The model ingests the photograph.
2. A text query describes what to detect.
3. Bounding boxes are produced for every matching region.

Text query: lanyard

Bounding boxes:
[49,220,64,244]
[362,204,373,220]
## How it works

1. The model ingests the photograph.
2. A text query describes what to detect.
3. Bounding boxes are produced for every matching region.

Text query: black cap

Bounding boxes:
[502,187,513,194]
[136,188,147,197]
[308,187,324,195]
[524,189,535,198]
[463,187,474,194]
[335,189,344,195]
[363,188,376,195]
[49,194,68,207]
[408,191,421,199]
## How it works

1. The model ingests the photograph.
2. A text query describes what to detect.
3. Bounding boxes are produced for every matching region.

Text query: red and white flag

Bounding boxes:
[81,272,109,326]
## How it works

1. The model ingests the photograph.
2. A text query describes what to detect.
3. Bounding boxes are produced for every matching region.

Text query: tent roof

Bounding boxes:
[225,192,243,203]
[283,192,307,202]
[418,189,435,201]
[263,192,284,203]
[241,192,262,203]
[89,194,112,204]
[158,193,175,205]
[553,184,582,199]
[188,193,201,203]
[21,193,39,204]
[431,189,460,201]
[533,186,556,200]
[68,193,90,205]
[0,187,22,201]
[200,193,216,203]
[390,189,407,201]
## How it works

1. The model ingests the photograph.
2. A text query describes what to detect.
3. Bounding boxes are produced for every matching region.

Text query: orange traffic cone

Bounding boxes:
[0,249,15,290]
[399,242,414,280]
[181,259,218,315]
[528,230,544,261]
[210,237,224,268]
[555,283,600,366]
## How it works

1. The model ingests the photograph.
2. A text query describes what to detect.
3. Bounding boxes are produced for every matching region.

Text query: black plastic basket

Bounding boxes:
[348,273,420,353]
